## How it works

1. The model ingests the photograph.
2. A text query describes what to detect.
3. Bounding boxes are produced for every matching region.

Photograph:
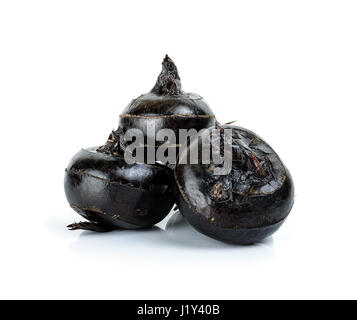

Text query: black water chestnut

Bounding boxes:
[64,128,174,232]
[174,124,294,244]
[119,55,216,151]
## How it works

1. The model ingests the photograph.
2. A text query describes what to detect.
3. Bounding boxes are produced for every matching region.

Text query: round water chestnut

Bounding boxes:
[174,124,294,244]
[119,55,216,151]
[64,129,174,231]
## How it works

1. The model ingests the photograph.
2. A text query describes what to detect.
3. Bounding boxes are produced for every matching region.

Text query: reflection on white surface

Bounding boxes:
[67,210,277,263]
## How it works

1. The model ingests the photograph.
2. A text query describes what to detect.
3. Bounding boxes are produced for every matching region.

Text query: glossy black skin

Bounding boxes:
[119,92,215,148]
[64,147,174,229]
[119,56,216,151]
[174,125,294,244]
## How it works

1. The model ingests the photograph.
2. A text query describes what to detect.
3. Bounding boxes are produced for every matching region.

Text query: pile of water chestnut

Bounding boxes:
[64,55,294,244]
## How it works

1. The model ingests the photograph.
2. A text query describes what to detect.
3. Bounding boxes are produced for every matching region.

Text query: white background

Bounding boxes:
[0,0,356,299]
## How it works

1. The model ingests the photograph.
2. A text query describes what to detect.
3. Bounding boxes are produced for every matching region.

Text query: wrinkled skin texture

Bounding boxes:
[119,55,216,151]
[174,125,294,244]
[64,148,174,230]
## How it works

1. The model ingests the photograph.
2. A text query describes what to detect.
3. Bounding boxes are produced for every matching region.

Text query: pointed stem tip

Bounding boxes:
[151,55,182,96]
